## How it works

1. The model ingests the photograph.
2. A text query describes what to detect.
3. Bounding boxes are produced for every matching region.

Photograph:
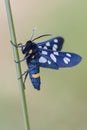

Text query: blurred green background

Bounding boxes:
[0,0,87,130]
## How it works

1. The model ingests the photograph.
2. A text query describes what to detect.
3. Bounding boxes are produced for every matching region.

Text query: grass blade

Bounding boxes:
[5,0,30,130]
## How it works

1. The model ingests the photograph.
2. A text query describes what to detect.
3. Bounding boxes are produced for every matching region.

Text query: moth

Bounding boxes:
[11,33,82,90]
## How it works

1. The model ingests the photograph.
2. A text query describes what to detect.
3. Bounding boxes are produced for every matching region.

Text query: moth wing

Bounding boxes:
[37,37,64,51]
[38,48,82,68]
[38,48,59,69]
[56,52,82,68]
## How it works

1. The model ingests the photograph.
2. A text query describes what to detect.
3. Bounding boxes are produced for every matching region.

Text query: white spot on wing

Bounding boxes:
[46,42,50,46]
[53,44,58,51]
[38,46,42,48]
[53,44,58,49]
[63,57,70,64]
[43,46,47,49]
[66,53,71,57]
[53,47,57,51]
[54,39,58,43]
[48,60,51,64]
[53,52,59,56]
[42,51,47,55]
[39,57,47,63]
[50,54,57,62]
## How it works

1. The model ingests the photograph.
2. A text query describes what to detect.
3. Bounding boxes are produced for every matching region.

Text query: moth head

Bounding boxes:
[22,40,33,54]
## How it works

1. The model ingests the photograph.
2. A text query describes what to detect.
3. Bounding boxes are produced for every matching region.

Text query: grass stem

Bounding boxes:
[5,0,30,130]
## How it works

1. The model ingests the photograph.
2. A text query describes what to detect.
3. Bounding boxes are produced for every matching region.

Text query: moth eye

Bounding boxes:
[29,49,32,54]
[23,46,25,49]
[22,46,26,51]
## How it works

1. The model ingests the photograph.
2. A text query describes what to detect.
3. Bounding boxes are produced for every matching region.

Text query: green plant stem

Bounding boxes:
[5,0,30,130]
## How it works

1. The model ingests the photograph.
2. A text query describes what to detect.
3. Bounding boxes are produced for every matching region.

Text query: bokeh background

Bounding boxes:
[0,0,87,130]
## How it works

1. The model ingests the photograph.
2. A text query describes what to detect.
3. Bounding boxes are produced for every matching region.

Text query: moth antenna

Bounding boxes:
[32,34,52,41]
[30,27,37,41]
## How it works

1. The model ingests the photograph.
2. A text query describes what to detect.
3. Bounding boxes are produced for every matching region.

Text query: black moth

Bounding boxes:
[11,33,81,90]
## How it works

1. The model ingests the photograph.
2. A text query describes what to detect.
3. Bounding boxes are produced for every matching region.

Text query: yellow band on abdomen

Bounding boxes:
[32,73,40,78]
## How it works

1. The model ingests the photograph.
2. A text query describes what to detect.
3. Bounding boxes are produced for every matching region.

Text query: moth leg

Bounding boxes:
[18,70,28,80]
[24,72,28,84]
[14,55,30,63]
[18,70,29,88]
[10,40,25,48]
[11,41,27,63]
